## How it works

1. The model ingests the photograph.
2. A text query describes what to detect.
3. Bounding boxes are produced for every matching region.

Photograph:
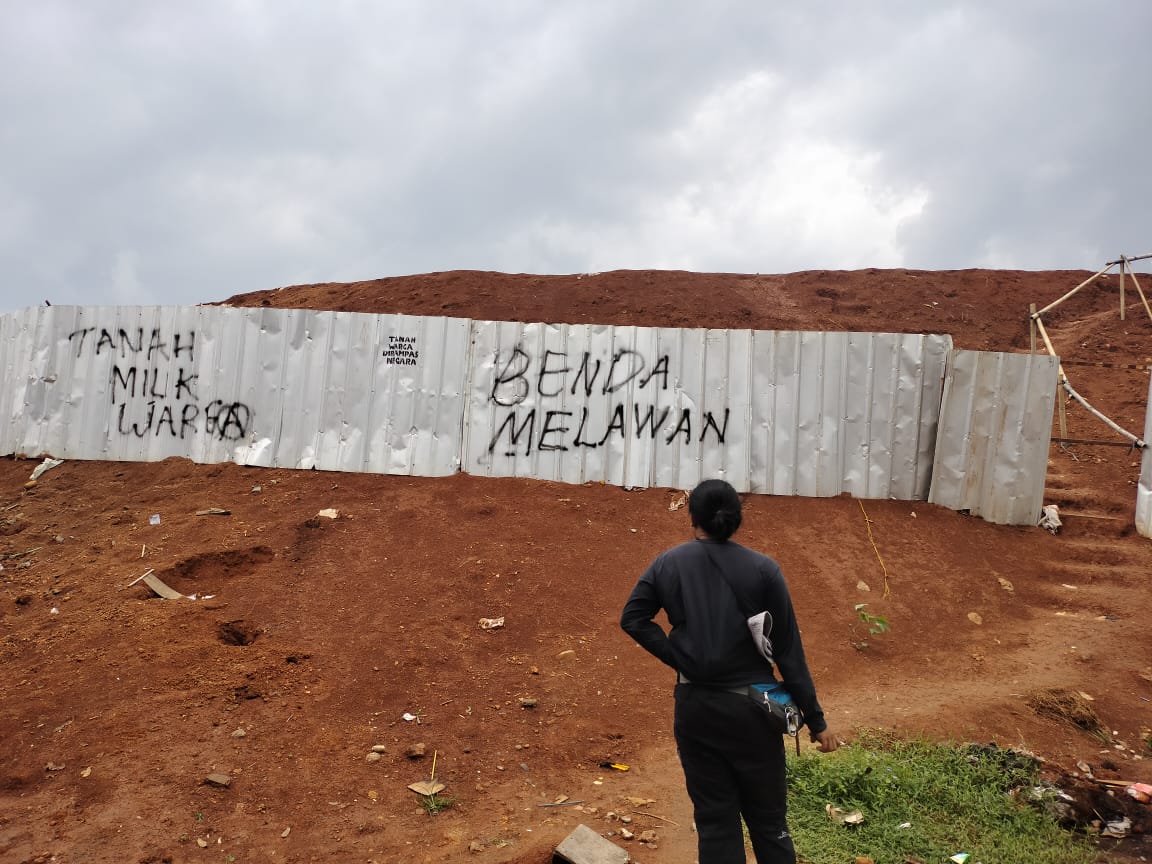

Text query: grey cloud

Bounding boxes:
[0,1,1148,312]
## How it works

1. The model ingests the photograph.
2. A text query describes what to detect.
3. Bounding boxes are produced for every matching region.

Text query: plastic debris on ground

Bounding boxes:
[825,805,864,825]
[149,514,161,526]
[29,458,64,481]
[132,572,213,601]
[317,508,338,519]
[1127,782,1152,803]
[479,616,505,630]
[1038,504,1062,533]
[142,573,184,599]
[407,779,445,796]
[1103,816,1131,837]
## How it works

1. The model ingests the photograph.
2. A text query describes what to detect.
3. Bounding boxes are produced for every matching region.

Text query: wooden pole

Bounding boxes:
[1029,303,1037,353]
[1122,257,1152,324]
[1106,252,1152,266]
[1032,314,1060,364]
[1033,315,1068,439]
[1035,263,1116,317]
[1057,383,1068,441]
[1119,260,1126,320]
[1062,380,1146,447]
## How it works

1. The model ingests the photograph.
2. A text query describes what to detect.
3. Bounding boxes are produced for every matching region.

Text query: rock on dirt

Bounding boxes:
[554,824,629,864]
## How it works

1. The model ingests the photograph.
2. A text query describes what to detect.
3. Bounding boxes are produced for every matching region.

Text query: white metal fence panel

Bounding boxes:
[0,307,39,457]
[746,331,950,498]
[1137,372,1152,538]
[2,306,472,476]
[463,322,951,498]
[928,350,1059,524]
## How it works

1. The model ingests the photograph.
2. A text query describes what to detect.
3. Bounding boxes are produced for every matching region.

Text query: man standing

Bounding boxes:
[621,479,838,864]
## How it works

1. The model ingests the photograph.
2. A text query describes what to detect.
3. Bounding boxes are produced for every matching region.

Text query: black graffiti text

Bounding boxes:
[69,327,195,362]
[382,334,420,366]
[490,348,671,407]
[110,365,198,404]
[104,353,252,442]
[116,399,252,442]
[487,403,730,456]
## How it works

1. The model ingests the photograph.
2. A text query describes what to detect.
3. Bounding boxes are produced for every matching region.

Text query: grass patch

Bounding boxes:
[787,730,1097,864]
[419,792,455,815]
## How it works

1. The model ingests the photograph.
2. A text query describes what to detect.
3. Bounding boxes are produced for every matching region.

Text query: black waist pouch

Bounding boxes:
[741,683,803,750]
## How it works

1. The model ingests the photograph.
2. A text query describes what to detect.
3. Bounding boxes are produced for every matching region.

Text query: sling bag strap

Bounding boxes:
[697,541,775,658]
[696,540,757,618]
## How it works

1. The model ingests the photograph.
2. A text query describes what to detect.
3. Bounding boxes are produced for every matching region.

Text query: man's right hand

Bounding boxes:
[812,729,840,753]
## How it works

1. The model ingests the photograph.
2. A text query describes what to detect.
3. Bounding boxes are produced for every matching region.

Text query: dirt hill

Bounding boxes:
[2,269,1150,863]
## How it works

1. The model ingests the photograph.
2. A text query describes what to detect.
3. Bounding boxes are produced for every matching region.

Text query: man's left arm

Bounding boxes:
[620,570,679,670]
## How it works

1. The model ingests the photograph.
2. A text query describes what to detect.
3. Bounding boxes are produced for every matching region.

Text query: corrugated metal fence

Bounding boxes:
[0,305,1060,525]
[928,350,1059,523]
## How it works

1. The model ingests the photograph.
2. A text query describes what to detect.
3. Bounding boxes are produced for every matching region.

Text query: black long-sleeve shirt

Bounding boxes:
[620,538,827,735]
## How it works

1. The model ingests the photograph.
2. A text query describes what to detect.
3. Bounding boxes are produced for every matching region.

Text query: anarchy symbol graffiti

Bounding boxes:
[205,400,252,441]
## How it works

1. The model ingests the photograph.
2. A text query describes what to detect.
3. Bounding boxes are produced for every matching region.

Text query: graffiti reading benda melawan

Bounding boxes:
[68,327,254,442]
[486,346,729,456]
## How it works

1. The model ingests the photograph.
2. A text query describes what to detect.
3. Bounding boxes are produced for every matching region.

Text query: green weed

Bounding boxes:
[852,604,890,650]
[420,793,455,815]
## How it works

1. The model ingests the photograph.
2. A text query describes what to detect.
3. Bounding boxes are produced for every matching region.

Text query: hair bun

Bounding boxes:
[687,479,743,540]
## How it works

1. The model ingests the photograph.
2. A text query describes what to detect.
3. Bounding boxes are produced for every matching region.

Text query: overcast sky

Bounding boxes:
[1,1,1149,312]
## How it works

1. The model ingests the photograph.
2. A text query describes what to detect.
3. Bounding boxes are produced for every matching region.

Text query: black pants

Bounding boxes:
[674,684,795,864]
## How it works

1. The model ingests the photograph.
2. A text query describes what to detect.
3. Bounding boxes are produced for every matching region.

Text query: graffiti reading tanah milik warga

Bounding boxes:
[68,326,254,441]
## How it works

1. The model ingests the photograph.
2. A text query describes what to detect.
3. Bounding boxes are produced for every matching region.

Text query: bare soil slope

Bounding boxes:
[2,269,1150,864]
